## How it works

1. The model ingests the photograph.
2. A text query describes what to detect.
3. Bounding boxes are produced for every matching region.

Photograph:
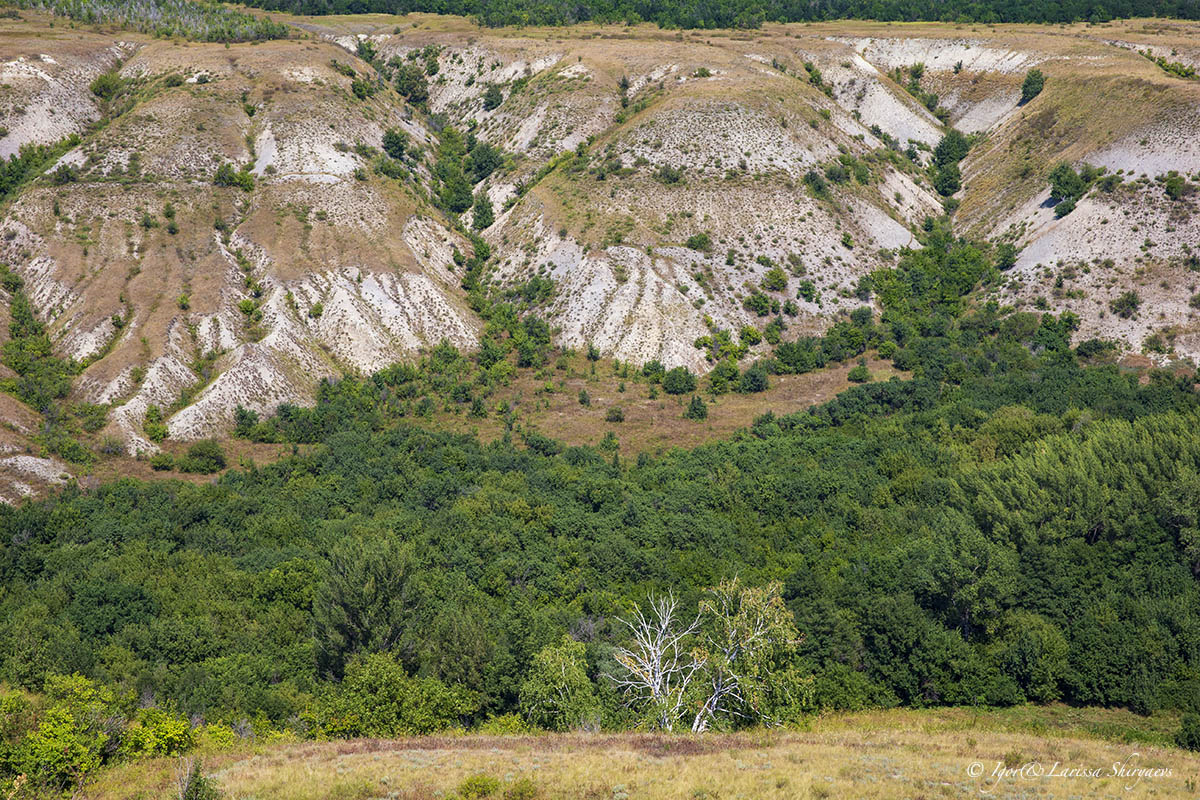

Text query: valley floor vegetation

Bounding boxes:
[5,218,1200,796]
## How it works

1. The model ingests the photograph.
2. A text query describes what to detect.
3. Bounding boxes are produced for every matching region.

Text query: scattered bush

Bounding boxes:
[1020,68,1045,103]
[177,759,223,800]
[213,163,254,192]
[149,452,175,471]
[482,84,503,110]
[177,439,226,474]
[382,128,409,160]
[738,362,769,393]
[605,406,625,423]
[1109,290,1141,319]
[662,366,697,395]
[472,192,494,230]
[655,164,684,185]
[762,266,788,292]
[119,708,194,759]
[394,64,430,104]
[504,777,540,800]
[683,395,708,420]
[307,652,477,737]
[89,71,123,100]
[459,774,503,799]
[1164,171,1192,201]
[1177,715,1200,752]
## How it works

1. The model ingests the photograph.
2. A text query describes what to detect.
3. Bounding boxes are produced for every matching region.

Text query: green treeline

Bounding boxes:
[10,0,289,41]
[237,0,1199,28]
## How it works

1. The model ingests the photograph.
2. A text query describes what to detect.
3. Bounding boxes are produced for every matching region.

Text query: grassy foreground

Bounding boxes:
[86,706,1199,799]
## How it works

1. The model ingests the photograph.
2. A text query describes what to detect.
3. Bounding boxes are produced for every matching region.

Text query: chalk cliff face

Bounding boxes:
[2,11,1198,458]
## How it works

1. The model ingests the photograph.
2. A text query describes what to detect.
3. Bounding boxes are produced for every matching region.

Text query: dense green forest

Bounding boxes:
[239,0,1199,28]
[4,206,1200,793]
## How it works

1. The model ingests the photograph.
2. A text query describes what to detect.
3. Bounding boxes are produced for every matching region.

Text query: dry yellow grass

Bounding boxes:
[85,706,1200,799]
[431,356,905,457]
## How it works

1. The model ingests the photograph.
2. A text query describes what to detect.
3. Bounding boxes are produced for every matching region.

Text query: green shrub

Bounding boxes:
[605,406,625,423]
[473,192,494,230]
[213,162,254,191]
[743,291,771,316]
[145,421,168,442]
[118,708,194,759]
[1047,161,1092,217]
[50,164,78,185]
[655,164,684,185]
[382,128,409,160]
[933,163,961,196]
[459,774,502,798]
[178,759,222,800]
[1165,172,1191,201]
[740,325,762,346]
[662,366,696,395]
[847,364,871,383]
[19,675,116,793]
[685,232,712,252]
[350,77,376,99]
[933,128,970,167]
[761,266,788,291]
[307,653,477,737]
[476,713,529,734]
[1109,291,1141,319]
[738,363,769,393]
[89,71,123,100]
[1177,715,1200,751]
[503,777,540,800]
[74,403,109,433]
[683,395,708,421]
[482,84,503,110]
[177,439,226,474]
[395,64,429,103]
[149,452,175,471]
[1020,68,1045,103]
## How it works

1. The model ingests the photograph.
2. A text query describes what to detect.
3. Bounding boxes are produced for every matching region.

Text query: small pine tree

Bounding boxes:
[482,84,503,110]
[683,395,708,421]
[472,192,494,230]
[382,127,408,160]
[1020,69,1045,104]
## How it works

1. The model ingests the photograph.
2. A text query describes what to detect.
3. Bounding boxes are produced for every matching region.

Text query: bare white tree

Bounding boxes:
[611,592,704,731]
[613,581,803,733]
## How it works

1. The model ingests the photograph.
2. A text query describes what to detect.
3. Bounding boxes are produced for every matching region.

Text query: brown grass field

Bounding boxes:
[84,706,1200,799]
